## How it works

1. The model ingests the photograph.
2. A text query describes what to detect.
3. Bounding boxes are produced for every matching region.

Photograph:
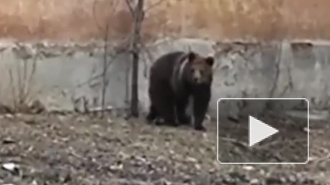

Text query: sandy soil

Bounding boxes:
[0,112,329,185]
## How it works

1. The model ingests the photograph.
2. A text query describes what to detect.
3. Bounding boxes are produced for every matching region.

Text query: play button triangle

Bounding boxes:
[249,116,279,147]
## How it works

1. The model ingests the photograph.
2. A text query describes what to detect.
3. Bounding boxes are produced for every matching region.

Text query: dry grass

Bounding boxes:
[0,0,328,41]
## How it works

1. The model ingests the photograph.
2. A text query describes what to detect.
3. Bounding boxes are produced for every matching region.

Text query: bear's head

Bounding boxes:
[184,52,214,85]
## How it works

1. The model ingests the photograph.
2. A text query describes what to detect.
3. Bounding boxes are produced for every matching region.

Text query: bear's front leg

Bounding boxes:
[193,87,211,131]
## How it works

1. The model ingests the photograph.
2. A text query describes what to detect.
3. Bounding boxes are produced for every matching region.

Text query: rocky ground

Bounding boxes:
[0,112,329,185]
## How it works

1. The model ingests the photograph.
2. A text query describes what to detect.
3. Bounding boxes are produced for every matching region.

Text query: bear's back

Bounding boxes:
[150,51,185,81]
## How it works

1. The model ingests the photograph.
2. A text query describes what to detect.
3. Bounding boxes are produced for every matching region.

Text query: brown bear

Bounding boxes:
[146,51,214,131]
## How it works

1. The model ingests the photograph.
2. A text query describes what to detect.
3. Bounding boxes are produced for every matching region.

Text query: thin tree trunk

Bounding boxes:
[101,23,110,118]
[130,0,144,117]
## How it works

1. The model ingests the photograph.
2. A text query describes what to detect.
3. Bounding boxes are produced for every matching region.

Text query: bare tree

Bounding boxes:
[92,0,164,118]
[126,0,145,117]
[92,0,120,117]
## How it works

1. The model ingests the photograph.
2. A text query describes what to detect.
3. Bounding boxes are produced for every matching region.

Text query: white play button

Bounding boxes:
[249,116,279,147]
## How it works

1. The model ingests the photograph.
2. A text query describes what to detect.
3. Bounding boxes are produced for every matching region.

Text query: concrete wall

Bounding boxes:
[0,39,329,117]
[143,39,330,117]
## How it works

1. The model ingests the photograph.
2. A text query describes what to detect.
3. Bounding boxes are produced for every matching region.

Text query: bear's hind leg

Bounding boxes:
[175,97,191,125]
[155,97,178,127]
[149,81,178,127]
[146,104,158,123]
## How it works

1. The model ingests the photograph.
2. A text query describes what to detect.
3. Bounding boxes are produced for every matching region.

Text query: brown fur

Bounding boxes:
[147,51,214,131]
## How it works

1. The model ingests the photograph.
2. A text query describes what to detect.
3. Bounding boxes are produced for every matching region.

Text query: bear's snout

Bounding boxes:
[193,77,199,83]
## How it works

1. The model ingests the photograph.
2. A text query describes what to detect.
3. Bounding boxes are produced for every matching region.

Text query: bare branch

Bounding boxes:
[264,43,282,111]
[100,23,110,118]
[145,0,166,12]
[75,50,127,89]
[268,43,282,98]
[125,0,135,17]
[139,41,154,78]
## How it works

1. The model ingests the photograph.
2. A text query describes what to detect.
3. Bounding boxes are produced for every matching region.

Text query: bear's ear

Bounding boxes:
[205,57,214,66]
[187,52,196,62]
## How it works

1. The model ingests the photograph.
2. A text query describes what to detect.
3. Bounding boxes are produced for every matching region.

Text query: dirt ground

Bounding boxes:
[0,112,330,185]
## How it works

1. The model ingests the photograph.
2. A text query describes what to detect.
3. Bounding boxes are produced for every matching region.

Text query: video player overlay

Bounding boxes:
[217,98,308,164]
